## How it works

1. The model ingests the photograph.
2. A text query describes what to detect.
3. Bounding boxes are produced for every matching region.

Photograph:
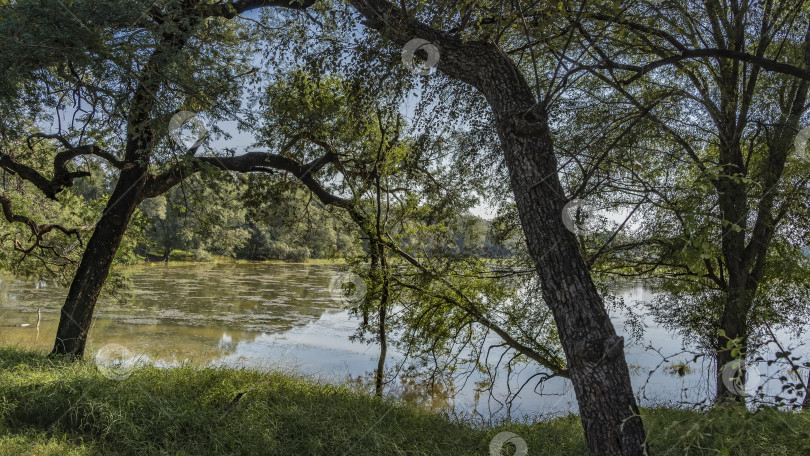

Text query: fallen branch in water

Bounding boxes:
[0,309,41,328]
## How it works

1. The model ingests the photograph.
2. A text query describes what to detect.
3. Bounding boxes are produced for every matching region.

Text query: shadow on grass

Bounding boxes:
[1,346,808,455]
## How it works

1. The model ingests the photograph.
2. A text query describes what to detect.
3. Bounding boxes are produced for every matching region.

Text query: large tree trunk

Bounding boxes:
[707,19,810,402]
[374,242,390,397]
[347,3,648,454]
[375,279,388,397]
[50,168,147,357]
[715,286,754,402]
[496,105,648,455]
[713,105,754,402]
[347,2,649,453]
[48,12,197,357]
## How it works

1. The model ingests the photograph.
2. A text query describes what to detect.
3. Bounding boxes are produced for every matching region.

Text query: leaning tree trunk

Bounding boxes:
[494,102,648,455]
[50,167,147,357]
[49,13,195,358]
[347,2,650,453]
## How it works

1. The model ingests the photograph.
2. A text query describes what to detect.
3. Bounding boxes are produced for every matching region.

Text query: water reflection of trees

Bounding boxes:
[346,370,456,415]
[1,264,347,365]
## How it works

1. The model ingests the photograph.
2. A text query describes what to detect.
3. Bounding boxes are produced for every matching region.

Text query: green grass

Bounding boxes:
[0,347,808,455]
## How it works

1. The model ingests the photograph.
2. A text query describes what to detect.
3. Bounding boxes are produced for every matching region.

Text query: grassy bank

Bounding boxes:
[0,347,807,455]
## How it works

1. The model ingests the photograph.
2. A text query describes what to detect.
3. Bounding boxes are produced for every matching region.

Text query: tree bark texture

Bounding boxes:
[348,1,649,453]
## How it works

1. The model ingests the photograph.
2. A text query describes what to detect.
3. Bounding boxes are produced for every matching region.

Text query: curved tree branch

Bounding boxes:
[0,192,88,258]
[205,0,317,18]
[580,12,810,81]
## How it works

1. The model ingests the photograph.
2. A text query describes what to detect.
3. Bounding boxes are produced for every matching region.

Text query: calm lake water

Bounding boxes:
[1,263,807,421]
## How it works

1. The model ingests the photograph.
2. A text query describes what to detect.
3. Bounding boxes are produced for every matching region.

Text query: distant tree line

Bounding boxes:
[134,173,517,263]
